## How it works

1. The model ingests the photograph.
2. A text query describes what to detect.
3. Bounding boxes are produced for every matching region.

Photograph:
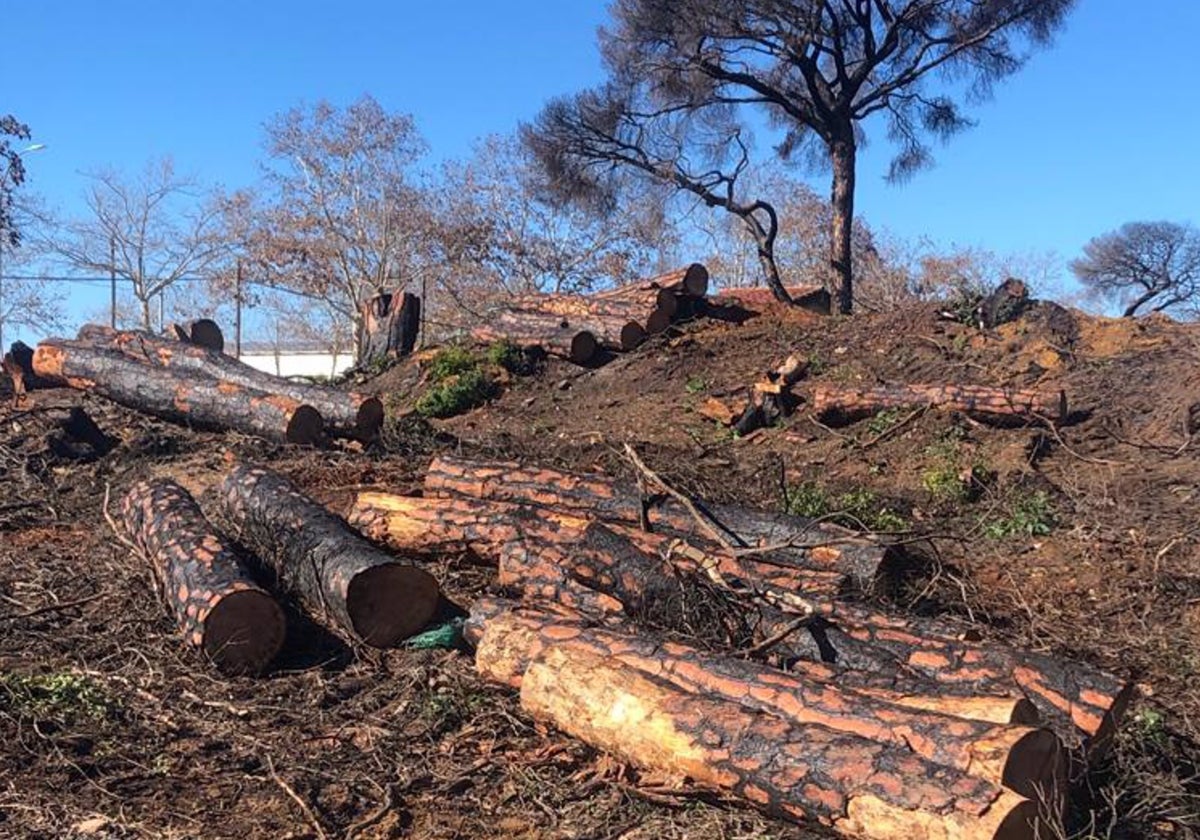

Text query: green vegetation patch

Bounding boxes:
[982,489,1055,539]
[0,671,118,725]
[784,481,907,532]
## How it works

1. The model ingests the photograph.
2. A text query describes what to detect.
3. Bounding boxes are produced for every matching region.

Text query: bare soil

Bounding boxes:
[3,301,1199,839]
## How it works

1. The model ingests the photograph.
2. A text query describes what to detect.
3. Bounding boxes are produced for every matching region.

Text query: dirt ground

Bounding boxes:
[2,300,1199,839]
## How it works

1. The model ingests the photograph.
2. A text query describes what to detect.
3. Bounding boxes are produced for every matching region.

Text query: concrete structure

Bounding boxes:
[236,341,355,380]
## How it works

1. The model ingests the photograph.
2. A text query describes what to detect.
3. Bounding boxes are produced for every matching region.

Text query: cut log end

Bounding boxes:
[344,563,440,647]
[571,331,599,364]
[999,727,1067,803]
[188,319,225,353]
[619,322,646,351]
[645,307,672,335]
[355,397,385,440]
[682,263,710,298]
[202,589,287,675]
[285,405,325,446]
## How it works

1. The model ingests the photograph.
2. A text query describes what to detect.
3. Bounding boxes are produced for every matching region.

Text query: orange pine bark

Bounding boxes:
[811,383,1068,426]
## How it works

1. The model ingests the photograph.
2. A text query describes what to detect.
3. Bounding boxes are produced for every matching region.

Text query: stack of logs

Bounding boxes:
[347,454,1133,840]
[472,264,711,364]
[4,323,386,445]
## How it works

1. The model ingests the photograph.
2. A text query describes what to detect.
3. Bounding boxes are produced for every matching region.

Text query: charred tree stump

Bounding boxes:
[77,325,383,440]
[216,465,439,646]
[423,455,899,592]
[467,600,1065,799]
[170,318,225,353]
[811,384,1068,426]
[522,645,1039,840]
[361,290,420,365]
[31,339,325,445]
[122,478,285,674]
[471,309,598,364]
[733,354,809,435]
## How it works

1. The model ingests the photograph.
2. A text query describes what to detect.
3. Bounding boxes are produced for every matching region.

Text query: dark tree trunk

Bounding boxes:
[830,138,857,315]
[122,478,285,675]
[30,339,325,445]
[76,325,383,440]
[216,465,440,646]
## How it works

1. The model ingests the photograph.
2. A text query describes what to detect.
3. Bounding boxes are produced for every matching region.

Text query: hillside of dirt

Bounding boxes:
[3,300,1199,839]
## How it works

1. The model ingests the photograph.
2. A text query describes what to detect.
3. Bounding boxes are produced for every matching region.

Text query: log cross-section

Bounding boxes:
[122,478,285,674]
[216,465,439,647]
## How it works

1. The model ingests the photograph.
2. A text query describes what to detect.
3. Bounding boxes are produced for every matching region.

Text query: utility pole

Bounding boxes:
[109,237,116,328]
[234,259,243,359]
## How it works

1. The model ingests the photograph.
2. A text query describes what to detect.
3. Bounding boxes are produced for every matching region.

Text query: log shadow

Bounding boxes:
[692,301,759,325]
[270,598,354,673]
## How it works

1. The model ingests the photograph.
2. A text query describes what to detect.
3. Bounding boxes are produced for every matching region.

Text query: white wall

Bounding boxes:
[237,351,354,379]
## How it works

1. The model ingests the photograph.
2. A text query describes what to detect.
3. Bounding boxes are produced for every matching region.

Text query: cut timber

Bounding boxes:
[216,465,439,647]
[513,294,666,347]
[171,319,225,353]
[361,290,420,364]
[817,603,1134,751]
[348,492,847,601]
[472,308,598,364]
[715,285,832,315]
[76,325,383,440]
[466,597,1039,727]
[31,338,324,445]
[598,263,710,301]
[735,354,808,435]
[122,478,284,674]
[423,455,898,592]
[523,646,1039,840]
[811,384,1068,426]
[468,601,1065,799]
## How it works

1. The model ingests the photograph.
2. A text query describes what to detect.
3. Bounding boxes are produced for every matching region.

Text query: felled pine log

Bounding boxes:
[361,290,420,365]
[422,455,899,592]
[170,318,225,352]
[811,383,1069,426]
[348,492,847,601]
[596,263,710,304]
[76,324,384,440]
[523,646,1038,840]
[471,308,598,364]
[467,599,1065,800]
[216,465,439,646]
[514,293,671,345]
[28,338,325,445]
[473,511,1130,751]
[123,478,285,674]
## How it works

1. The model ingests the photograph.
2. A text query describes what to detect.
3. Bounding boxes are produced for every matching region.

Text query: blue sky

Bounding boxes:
[4,0,1199,336]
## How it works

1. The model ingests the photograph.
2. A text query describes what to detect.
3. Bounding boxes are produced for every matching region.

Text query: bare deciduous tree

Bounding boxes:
[541,0,1075,313]
[232,95,436,360]
[1,115,33,249]
[1071,221,1200,318]
[52,157,227,330]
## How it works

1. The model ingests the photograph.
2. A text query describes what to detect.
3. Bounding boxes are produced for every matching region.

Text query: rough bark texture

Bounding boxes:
[522,646,1039,840]
[216,465,439,646]
[2,349,26,407]
[467,601,1065,799]
[513,293,672,346]
[715,286,833,315]
[423,455,899,592]
[76,325,383,440]
[734,354,809,435]
[31,338,325,445]
[600,263,710,300]
[361,291,420,365]
[122,478,285,675]
[472,309,598,364]
[830,139,856,316]
[811,384,1069,426]
[171,318,225,353]
[348,492,847,600]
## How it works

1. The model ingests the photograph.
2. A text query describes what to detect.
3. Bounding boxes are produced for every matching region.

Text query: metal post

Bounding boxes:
[109,238,117,328]
[234,259,243,359]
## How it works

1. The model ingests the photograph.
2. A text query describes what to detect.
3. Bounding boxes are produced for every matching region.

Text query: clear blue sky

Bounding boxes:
[4,0,1199,316]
